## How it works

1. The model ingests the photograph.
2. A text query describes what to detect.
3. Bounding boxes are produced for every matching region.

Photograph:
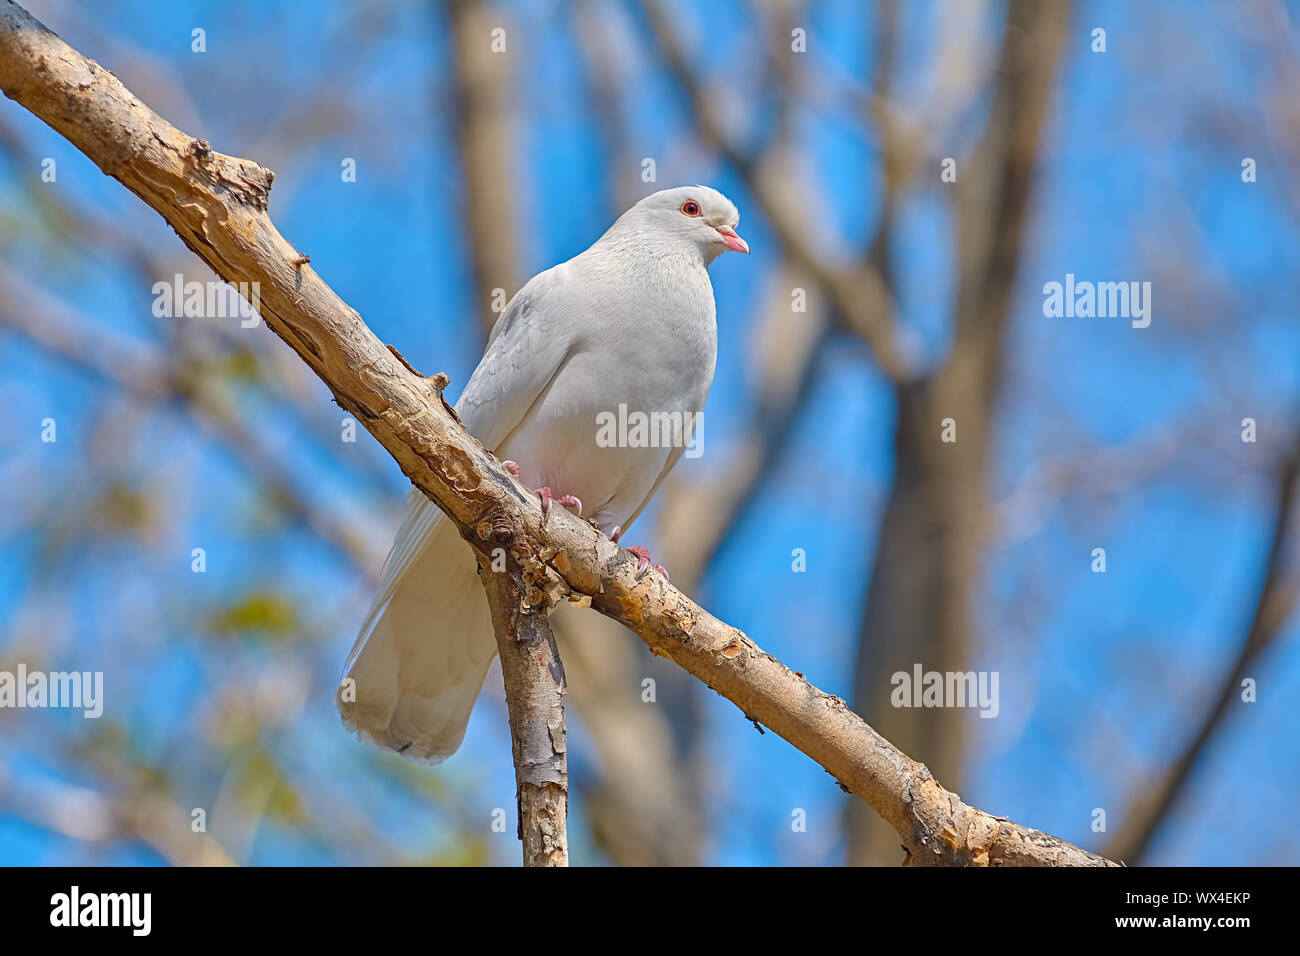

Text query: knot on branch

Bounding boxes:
[385,346,458,422]
[469,514,571,613]
[384,344,451,396]
[522,546,571,610]
[184,140,274,212]
[472,504,514,544]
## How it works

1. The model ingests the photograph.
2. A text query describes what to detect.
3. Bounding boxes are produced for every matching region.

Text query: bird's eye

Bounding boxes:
[680,200,701,217]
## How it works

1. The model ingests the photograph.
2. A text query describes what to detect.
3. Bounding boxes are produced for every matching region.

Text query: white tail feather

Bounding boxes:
[336,491,497,763]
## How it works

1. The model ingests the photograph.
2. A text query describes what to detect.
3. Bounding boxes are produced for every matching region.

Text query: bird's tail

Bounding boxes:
[336,491,497,763]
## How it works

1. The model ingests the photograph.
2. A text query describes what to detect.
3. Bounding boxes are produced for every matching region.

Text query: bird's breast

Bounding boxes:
[500,290,716,531]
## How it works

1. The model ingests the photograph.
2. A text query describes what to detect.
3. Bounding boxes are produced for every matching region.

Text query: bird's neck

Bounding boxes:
[593,222,711,271]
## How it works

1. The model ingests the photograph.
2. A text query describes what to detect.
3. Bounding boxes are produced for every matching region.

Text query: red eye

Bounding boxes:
[680,200,701,217]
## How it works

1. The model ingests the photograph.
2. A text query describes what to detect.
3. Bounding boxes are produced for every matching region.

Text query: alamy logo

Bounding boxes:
[0,664,103,717]
[1042,273,1151,328]
[595,404,704,459]
[891,665,999,718]
[152,273,261,327]
[50,886,151,936]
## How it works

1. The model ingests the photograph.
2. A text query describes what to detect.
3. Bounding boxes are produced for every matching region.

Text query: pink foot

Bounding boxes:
[500,461,581,522]
[533,486,582,524]
[625,545,668,582]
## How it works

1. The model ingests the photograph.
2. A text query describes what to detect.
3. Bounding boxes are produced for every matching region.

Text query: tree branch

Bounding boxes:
[0,0,1114,866]
[0,261,388,577]
[447,0,523,339]
[1103,429,1300,863]
[637,0,913,382]
[475,541,569,867]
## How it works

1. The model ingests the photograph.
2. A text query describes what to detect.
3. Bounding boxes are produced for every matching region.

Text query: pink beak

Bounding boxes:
[715,225,750,255]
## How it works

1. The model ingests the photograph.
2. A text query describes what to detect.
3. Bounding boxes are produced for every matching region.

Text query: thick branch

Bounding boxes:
[0,0,1114,866]
[475,537,569,867]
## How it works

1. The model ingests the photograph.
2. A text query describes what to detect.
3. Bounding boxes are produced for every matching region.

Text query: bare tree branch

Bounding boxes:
[0,263,388,575]
[0,751,235,866]
[849,0,1072,864]
[447,0,523,338]
[476,541,569,867]
[0,0,1113,866]
[638,0,912,382]
[1103,430,1300,863]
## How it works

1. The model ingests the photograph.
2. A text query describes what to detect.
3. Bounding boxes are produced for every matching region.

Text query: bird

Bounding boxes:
[336,185,748,762]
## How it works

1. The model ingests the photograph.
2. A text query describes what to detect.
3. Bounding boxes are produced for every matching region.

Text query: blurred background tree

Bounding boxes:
[0,0,1297,865]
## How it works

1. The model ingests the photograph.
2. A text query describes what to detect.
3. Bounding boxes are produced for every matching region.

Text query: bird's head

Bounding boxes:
[620,185,749,264]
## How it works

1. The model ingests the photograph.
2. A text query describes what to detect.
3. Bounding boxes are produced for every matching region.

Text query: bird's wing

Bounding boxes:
[349,270,576,664]
[456,268,577,451]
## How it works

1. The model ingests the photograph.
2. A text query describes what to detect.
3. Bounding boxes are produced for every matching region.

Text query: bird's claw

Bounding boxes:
[625,545,668,582]
[503,460,521,478]
[534,486,581,525]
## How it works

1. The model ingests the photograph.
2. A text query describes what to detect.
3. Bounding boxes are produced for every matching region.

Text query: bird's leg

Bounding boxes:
[624,545,668,582]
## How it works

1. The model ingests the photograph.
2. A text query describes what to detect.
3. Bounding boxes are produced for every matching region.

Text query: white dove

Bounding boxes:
[337,185,748,762]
